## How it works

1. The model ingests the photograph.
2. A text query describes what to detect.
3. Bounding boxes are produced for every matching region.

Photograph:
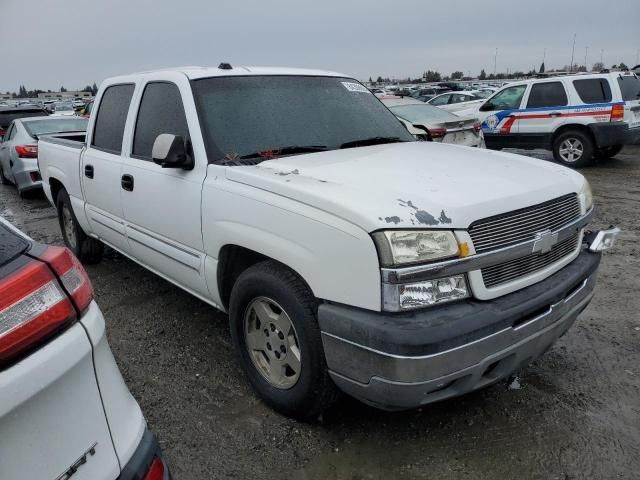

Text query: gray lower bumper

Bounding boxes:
[320,249,599,410]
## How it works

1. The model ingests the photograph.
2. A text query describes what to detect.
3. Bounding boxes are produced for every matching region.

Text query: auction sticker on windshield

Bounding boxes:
[342,82,371,93]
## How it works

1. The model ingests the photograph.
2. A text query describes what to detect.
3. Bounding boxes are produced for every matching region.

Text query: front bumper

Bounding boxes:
[117,428,171,480]
[319,247,601,410]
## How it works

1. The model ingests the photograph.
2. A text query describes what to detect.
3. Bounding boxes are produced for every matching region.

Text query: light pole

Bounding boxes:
[569,33,576,73]
[494,48,498,76]
[584,46,588,71]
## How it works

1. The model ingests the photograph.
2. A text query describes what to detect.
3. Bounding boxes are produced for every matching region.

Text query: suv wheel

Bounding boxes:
[595,145,623,159]
[229,260,339,419]
[56,189,104,263]
[552,130,594,167]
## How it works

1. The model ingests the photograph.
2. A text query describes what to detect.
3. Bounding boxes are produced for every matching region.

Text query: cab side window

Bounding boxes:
[132,82,190,160]
[526,82,568,108]
[92,84,135,154]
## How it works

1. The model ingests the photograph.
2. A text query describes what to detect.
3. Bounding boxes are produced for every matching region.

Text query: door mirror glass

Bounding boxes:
[152,134,192,169]
[479,101,493,112]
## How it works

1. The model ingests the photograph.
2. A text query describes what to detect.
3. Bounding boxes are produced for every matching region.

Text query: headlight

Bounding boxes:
[372,230,459,267]
[383,275,470,311]
[579,180,593,213]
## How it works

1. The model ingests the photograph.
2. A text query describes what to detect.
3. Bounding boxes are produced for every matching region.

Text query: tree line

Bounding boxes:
[6,83,98,99]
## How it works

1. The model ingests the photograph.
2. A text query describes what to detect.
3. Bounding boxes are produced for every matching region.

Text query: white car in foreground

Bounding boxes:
[0,218,170,480]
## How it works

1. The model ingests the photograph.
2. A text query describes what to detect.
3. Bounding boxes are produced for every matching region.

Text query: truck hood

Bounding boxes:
[225,142,585,232]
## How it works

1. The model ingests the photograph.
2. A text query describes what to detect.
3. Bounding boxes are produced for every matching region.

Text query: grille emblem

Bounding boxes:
[532,230,559,254]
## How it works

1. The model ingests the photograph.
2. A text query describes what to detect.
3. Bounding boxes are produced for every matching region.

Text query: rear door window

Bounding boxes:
[91,84,135,154]
[430,94,450,106]
[617,76,640,101]
[132,82,190,160]
[526,82,568,108]
[572,79,612,104]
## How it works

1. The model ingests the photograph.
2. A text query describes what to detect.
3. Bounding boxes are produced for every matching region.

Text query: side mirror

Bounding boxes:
[479,101,493,112]
[152,134,193,169]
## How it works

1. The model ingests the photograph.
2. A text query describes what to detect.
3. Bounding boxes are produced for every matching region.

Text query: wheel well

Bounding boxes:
[551,124,595,149]
[217,245,270,310]
[49,177,64,207]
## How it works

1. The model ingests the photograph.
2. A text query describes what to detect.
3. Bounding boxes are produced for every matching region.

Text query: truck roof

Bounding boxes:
[107,65,349,83]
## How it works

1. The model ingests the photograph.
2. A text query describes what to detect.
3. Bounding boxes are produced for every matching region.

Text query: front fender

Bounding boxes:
[202,180,382,311]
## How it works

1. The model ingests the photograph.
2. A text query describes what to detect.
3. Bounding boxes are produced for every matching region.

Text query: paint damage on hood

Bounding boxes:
[224,142,585,232]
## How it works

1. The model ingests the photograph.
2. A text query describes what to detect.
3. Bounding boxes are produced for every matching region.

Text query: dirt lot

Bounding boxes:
[1,147,639,480]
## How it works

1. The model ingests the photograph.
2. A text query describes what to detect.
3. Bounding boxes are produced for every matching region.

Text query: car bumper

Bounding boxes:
[118,428,171,480]
[12,163,42,193]
[589,122,635,148]
[318,247,601,410]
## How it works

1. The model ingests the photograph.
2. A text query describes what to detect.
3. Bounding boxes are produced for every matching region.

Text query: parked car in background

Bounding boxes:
[79,100,94,118]
[0,116,88,194]
[0,105,48,139]
[427,92,485,113]
[461,72,640,167]
[37,65,617,419]
[409,87,442,102]
[381,97,483,146]
[52,102,76,116]
[0,217,171,480]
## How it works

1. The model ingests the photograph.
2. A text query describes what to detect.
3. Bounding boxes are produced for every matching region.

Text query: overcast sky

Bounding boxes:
[2,0,638,92]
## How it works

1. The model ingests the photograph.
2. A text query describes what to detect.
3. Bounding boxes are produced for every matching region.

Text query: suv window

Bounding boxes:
[617,75,640,101]
[572,79,612,104]
[485,85,527,110]
[92,84,135,153]
[132,82,189,160]
[526,82,568,108]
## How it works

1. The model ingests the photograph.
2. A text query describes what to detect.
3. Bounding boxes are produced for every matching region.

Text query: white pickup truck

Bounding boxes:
[38,65,618,418]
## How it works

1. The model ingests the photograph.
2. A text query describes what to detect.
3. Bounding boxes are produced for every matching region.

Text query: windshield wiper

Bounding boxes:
[217,145,328,166]
[339,136,407,149]
[240,145,328,160]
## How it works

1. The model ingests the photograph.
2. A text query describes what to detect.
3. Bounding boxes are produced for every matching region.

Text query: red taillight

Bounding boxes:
[611,104,624,121]
[40,246,94,314]
[30,171,42,182]
[429,128,447,139]
[473,122,481,132]
[15,145,38,158]
[0,128,6,138]
[144,457,165,480]
[0,260,75,366]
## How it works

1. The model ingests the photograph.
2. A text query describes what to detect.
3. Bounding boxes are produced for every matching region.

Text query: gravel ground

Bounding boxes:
[1,147,639,480]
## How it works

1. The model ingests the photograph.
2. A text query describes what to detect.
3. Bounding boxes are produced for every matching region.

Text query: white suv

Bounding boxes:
[461,72,640,167]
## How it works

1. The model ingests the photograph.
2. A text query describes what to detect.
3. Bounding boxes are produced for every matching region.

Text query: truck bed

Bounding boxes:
[37,133,86,207]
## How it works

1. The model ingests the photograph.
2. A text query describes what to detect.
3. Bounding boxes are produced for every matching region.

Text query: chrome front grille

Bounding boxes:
[468,194,581,254]
[482,233,580,288]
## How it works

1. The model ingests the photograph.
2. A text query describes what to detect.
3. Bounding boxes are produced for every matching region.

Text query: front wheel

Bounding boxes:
[56,189,104,264]
[552,130,594,168]
[229,261,339,419]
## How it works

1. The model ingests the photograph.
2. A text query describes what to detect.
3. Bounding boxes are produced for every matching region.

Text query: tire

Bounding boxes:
[229,260,339,419]
[56,189,104,264]
[0,164,8,185]
[552,130,594,168]
[595,145,623,159]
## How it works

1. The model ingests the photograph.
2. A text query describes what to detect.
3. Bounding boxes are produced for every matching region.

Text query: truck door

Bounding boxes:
[81,84,134,253]
[120,76,209,298]
[518,81,569,148]
[478,84,527,150]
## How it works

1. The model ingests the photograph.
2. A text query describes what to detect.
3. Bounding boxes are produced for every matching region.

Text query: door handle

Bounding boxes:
[121,174,134,191]
[549,112,562,118]
[84,164,94,178]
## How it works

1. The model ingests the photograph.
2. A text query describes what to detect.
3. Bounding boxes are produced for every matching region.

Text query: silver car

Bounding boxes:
[0,116,88,194]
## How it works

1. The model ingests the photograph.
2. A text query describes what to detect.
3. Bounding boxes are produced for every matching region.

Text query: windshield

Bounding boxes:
[389,104,459,123]
[23,118,88,137]
[191,76,414,164]
[617,75,640,101]
[55,104,73,111]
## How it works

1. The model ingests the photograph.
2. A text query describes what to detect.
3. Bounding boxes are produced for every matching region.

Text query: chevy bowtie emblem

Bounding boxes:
[532,230,558,254]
